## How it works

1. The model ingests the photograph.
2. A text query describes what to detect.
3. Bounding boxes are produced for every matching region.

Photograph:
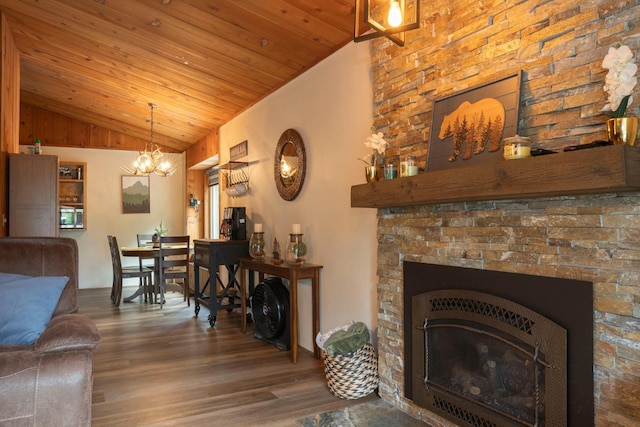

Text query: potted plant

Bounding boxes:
[152,221,170,247]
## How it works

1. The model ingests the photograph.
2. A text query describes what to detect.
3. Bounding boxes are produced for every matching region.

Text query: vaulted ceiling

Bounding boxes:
[0,0,357,153]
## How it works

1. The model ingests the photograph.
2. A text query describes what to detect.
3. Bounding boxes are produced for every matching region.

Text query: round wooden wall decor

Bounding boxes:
[274,129,306,201]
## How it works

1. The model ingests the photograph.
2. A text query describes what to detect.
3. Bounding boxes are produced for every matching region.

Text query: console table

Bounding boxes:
[238,257,322,364]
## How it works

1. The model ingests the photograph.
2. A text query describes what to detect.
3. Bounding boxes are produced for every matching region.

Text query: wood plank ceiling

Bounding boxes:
[0,0,357,152]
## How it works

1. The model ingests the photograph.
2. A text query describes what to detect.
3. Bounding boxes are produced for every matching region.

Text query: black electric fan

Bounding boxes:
[252,277,290,350]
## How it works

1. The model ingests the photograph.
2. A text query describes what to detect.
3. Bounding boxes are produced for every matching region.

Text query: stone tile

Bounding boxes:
[296,399,427,427]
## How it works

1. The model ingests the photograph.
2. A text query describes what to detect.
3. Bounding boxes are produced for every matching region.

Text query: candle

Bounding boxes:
[292,223,302,234]
[254,223,263,233]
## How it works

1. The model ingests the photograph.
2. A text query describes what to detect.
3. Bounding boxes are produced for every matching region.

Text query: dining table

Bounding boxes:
[120,245,187,302]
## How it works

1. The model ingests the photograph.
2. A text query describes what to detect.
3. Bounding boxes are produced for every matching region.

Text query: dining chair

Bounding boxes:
[107,235,154,307]
[136,233,156,287]
[158,235,191,308]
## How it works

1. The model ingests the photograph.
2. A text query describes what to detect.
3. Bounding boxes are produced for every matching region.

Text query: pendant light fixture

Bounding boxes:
[354,0,420,47]
[122,103,176,177]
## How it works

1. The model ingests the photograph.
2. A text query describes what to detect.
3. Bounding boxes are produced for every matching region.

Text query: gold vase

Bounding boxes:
[364,165,381,183]
[606,117,639,146]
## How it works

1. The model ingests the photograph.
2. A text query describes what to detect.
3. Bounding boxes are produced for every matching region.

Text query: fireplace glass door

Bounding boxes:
[427,320,545,425]
[412,290,567,427]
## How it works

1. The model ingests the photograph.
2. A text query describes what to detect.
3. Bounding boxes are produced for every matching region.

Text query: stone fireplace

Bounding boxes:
[404,262,593,426]
[374,193,640,426]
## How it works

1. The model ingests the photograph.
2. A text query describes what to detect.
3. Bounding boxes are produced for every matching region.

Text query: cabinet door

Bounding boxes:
[9,154,59,237]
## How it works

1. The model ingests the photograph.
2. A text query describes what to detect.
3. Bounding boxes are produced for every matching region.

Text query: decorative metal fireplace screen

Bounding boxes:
[412,290,567,427]
[402,262,594,427]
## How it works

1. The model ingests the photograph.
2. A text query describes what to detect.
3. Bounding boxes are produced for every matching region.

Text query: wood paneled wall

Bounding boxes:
[0,14,20,236]
[19,103,181,154]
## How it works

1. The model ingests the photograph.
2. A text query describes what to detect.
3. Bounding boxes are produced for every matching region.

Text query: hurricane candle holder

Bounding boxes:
[285,233,307,265]
[249,223,266,260]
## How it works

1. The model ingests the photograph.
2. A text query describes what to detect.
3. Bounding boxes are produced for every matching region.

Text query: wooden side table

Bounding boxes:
[239,257,322,364]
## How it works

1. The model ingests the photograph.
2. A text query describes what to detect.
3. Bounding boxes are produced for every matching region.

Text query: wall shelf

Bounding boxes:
[351,145,640,208]
[59,161,86,230]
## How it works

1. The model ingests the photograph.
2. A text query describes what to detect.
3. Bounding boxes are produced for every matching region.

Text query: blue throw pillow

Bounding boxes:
[0,275,69,345]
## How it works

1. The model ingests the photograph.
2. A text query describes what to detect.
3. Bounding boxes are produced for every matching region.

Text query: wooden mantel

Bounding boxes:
[351,145,640,208]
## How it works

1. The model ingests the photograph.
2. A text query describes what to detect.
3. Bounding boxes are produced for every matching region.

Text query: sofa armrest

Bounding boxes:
[34,314,101,353]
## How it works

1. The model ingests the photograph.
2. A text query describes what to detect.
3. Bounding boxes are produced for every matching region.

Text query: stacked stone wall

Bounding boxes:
[371,1,640,425]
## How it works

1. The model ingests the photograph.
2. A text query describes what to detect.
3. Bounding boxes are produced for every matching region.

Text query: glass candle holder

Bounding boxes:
[285,233,307,265]
[384,164,397,180]
[407,156,418,176]
[249,231,266,260]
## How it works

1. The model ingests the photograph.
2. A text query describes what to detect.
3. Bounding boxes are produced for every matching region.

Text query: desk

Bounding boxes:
[239,257,322,364]
[193,239,249,327]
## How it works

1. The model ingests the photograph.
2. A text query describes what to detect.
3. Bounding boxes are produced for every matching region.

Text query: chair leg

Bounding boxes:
[114,278,122,307]
[183,280,190,307]
[146,275,153,304]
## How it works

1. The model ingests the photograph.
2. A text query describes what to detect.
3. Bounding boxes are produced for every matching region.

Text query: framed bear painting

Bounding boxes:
[426,72,522,172]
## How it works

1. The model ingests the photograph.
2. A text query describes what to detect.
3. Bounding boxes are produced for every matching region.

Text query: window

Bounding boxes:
[207,168,220,239]
[210,183,220,239]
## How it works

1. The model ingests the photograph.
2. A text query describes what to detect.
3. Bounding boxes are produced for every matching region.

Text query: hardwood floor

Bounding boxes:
[79,287,375,426]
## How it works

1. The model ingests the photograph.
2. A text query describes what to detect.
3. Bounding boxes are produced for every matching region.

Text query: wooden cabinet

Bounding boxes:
[9,154,59,237]
[58,161,86,230]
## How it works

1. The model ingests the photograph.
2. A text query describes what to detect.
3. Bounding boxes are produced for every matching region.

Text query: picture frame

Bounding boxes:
[122,175,150,214]
[426,72,522,172]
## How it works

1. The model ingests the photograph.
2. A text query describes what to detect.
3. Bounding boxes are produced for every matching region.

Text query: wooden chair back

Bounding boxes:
[108,235,153,306]
[107,235,124,305]
[158,235,191,307]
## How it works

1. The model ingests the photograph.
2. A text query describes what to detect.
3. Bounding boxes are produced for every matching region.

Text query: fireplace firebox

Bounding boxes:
[403,262,594,427]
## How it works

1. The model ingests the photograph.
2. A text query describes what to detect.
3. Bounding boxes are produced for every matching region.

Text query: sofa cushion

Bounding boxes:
[0,275,69,345]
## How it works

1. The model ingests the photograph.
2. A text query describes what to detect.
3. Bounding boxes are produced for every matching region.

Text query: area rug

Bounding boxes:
[296,398,425,427]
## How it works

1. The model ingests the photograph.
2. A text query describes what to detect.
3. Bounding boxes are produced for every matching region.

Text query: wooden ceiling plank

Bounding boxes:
[49,0,295,87]
[232,0,353,46]
[0,0,355,152]
[18,49,242,125]
[5,7,277,98]
[284,0,356,33]
[19,63,222,138]
[180,0,338,67]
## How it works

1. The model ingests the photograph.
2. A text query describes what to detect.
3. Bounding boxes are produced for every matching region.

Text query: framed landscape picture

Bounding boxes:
[122,176,150,214]
[427,72,521,172]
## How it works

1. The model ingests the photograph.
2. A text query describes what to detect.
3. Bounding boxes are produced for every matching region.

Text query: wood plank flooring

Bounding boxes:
[78,287,376,426]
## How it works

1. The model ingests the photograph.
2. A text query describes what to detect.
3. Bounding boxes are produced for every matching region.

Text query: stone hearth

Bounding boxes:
[375,193,640,426]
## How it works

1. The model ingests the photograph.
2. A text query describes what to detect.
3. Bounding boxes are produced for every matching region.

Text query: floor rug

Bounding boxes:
[296,398,425,426]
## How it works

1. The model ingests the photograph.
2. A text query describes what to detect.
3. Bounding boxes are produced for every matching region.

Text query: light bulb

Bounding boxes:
[388,0,402,28]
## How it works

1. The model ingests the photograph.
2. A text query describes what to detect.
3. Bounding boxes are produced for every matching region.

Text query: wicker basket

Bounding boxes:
[322,342,379,399]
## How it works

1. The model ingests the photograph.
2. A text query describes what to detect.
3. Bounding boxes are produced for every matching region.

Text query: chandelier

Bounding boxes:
[122,103,176,177]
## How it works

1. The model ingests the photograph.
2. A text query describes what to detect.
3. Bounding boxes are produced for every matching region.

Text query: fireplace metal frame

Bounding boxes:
[402,261,594,427]
[412,289,567,427]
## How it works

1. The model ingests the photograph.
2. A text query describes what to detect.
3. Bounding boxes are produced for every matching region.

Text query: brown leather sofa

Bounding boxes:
[0,237,101,427]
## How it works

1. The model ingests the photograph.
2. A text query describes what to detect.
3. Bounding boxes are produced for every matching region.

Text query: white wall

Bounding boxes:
[37,146,186,289]
[219,42,379,351]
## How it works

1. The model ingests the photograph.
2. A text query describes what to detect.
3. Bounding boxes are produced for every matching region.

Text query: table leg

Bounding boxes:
[290,272,298,364]
[194,262,201,316]
[123,285,146,302]
[312,269,320,359]
[241,265,247,333]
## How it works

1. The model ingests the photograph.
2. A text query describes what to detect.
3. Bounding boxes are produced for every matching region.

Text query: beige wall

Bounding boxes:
[37,146,186,289]
[219,42,378,352]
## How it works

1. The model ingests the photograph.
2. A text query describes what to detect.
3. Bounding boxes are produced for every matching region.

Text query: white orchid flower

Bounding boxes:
[365,132,388,154]
[602,45,638,117]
